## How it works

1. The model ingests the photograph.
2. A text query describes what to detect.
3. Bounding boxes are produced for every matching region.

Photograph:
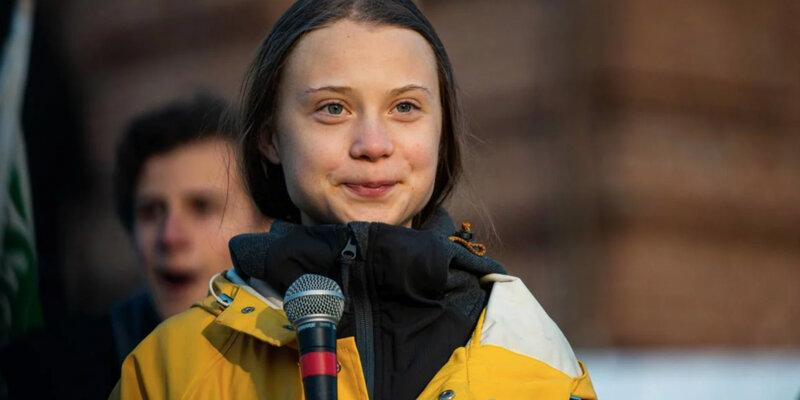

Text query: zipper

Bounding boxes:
[341,233,375,399]
[340,237,356,294]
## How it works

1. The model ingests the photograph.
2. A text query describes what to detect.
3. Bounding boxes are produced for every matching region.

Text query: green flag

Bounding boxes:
[0,0,43,347]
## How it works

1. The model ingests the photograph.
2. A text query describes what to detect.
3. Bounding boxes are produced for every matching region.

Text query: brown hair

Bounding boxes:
[240,0,463,228]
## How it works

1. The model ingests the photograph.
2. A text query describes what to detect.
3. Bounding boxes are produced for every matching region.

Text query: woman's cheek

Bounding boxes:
[410,136,440,176]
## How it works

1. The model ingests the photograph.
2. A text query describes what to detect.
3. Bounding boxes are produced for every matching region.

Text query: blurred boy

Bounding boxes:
[110,93,270,351]
[1,94,270,399]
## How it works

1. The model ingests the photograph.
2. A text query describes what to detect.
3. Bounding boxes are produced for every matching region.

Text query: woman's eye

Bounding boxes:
[394,102,418,113]
[324,103,344,115]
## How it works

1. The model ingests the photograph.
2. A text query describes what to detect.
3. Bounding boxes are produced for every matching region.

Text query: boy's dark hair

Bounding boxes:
[113,93,235,234]
[240,0,464,228]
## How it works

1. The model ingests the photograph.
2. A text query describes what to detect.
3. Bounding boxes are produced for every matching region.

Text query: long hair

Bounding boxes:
[240,0,464,228]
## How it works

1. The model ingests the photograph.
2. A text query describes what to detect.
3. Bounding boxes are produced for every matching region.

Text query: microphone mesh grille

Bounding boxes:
[284,274,345,324]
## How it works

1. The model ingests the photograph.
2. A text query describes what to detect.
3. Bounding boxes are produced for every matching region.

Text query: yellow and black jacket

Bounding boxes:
[111,212,596,399]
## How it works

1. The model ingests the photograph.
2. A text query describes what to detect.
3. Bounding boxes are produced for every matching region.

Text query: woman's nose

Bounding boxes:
[349,118,395,161]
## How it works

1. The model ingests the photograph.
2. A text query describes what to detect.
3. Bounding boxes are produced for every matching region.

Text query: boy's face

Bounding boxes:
[133,138,269,318]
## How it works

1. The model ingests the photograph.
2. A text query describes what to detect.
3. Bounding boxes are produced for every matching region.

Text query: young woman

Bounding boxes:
[112,1,597,399]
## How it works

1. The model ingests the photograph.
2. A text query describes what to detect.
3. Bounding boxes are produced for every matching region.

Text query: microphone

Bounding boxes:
[284,274,345,400]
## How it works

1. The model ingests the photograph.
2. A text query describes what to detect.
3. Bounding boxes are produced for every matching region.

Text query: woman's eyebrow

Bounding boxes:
[304,85,353,95]
[303,84,432,97]
[390,84,432,97]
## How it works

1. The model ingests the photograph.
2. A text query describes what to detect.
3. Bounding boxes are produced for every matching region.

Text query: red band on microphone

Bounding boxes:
[299,351,337,377]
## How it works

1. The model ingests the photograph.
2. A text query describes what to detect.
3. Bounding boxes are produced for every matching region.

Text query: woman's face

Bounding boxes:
[267,19,442,227]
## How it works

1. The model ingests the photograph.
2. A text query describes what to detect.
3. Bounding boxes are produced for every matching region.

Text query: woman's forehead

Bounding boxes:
[282,19,439,95]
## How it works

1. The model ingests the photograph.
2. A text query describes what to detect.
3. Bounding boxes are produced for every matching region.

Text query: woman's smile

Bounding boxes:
[342,180,398,198]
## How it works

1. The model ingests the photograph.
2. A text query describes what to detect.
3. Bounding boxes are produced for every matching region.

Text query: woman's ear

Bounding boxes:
[259,133,281,164]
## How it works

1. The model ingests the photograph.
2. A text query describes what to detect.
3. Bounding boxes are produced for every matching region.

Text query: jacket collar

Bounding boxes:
[211,208,506,347]
[198,272,296,347]
[259,208,506,280]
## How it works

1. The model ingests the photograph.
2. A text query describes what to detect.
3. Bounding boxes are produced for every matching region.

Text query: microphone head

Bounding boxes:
[284,274,345,326]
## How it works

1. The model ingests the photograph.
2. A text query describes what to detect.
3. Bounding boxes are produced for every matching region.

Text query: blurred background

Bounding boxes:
[4,0,799,398]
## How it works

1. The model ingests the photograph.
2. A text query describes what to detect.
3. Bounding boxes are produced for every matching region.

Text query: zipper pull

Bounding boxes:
[341,236,357,261]
[338,235,357,305]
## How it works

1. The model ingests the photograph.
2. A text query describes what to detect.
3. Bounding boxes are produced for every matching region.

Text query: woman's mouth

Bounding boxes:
[343,181,396,198]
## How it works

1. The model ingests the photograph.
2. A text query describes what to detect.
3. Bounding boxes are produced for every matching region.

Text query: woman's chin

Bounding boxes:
[301,199,417,227]
[345,211,414,227]
[334,208,409,226]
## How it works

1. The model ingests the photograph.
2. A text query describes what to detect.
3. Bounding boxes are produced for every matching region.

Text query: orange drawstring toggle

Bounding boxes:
[448,222,487,257]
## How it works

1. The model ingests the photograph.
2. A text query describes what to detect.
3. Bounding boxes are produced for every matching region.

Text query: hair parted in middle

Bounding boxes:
[240,0,464,228]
